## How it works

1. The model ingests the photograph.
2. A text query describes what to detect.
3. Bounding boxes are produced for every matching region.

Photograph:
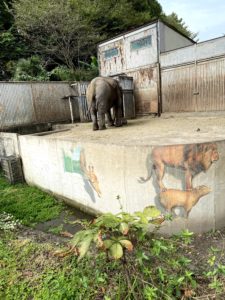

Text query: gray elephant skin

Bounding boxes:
[86,77,126,130]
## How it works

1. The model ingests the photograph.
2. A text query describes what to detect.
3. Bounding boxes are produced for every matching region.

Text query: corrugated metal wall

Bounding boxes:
[0,82,79,129]
[162,57,225,112]
[161,36,225,113]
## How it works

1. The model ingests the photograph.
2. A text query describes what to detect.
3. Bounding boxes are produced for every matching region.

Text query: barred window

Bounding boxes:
[130,35,152,51]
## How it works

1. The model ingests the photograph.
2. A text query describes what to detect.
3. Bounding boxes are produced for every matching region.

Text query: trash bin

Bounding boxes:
[114,75,135,119]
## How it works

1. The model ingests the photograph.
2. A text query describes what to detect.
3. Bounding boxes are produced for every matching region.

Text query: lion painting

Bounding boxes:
[139,143,219,191]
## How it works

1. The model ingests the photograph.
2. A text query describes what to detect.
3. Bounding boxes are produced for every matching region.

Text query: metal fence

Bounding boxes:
[0,82,79,129]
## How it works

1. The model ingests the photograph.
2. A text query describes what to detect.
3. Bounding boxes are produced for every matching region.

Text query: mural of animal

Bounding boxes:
[86,165,102,198]
[80,150,101,197]
[86,77,126,130]
[139,143,219,191]
[159,185,211,217]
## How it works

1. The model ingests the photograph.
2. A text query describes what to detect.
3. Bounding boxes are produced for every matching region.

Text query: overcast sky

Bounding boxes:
[160,0,225,41]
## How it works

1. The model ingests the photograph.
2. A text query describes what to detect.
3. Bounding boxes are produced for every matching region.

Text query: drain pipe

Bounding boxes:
[156,20,162,117]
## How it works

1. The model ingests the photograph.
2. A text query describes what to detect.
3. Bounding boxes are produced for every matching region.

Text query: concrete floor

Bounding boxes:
[45,112,225,146]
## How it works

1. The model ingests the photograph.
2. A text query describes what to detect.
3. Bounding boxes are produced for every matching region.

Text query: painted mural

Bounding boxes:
[139,143,219,217]
[63,147,101,200]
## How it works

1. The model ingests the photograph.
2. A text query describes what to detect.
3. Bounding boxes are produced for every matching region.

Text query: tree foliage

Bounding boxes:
[76,0,162,38]
[13,0,99,69]
[0,0,30,79]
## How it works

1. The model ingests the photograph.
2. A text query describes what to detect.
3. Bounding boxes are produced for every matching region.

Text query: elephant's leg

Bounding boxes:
[114,106,123,127]
[106,110,114,127]
[98,112,106,130]
[90,107,99,131]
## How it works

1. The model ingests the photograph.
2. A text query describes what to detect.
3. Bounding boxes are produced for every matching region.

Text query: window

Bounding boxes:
[104,48,119,59]
[130,35,152,51]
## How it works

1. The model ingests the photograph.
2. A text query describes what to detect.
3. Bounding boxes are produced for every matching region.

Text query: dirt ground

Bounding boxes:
[49,112,225,146]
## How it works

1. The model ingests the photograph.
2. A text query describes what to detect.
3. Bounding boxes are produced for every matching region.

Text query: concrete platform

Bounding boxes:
[14,113,225,234]
[51,112,225,145]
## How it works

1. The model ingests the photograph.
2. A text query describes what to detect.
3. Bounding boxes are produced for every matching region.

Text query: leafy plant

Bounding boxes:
[204,247,225,293]
[70,206,164,260]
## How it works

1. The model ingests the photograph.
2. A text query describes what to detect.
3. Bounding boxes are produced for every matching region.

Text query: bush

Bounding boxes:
[12,55,49,81]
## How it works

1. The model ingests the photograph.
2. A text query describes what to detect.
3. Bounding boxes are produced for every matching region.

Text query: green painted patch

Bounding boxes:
[63,147,83,174]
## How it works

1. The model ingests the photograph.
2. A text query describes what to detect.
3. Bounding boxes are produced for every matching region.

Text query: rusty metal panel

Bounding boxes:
[127,67,158,114]
[98,38,125,76]
[76,81,91,122]
[0,83,35,129]
[31,82,76,123]
[0,82,79,129]
[162,57,225,112]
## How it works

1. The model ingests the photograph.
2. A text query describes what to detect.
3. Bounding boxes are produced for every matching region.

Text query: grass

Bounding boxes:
[0,232,116,300]
[0,172,63,226]
[1,229,225,300]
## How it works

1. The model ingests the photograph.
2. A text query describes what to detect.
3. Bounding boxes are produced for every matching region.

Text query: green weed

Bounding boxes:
[0,173,63,226]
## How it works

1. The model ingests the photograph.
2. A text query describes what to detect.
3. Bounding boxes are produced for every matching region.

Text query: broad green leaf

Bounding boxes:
[119,222,129,235]
[109,242,123,259]
[134,212,148,224]
[143,206,161,218]
[117,212,134,223]
[119,239,133,251]
[78,235,93,260]
[95,214,120,228]
[103,239,114,249]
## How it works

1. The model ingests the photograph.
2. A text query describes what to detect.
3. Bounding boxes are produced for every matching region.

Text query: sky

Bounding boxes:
[160,0,225,41]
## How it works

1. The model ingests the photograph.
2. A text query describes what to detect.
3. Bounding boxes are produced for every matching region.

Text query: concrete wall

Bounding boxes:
[18,133,225,234]
[161,36,225,68]
[0,82,79,130]
[159,21,194,53]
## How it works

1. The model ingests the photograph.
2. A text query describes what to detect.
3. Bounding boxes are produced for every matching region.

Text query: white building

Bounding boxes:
[98,20,195,115]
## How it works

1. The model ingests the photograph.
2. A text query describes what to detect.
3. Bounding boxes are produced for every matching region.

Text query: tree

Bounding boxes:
[13,0,99,69]
[75,0,163,38]
[0,0,30,79]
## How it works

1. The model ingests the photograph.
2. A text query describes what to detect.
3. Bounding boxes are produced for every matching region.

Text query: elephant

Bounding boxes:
[86,77,126,130]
